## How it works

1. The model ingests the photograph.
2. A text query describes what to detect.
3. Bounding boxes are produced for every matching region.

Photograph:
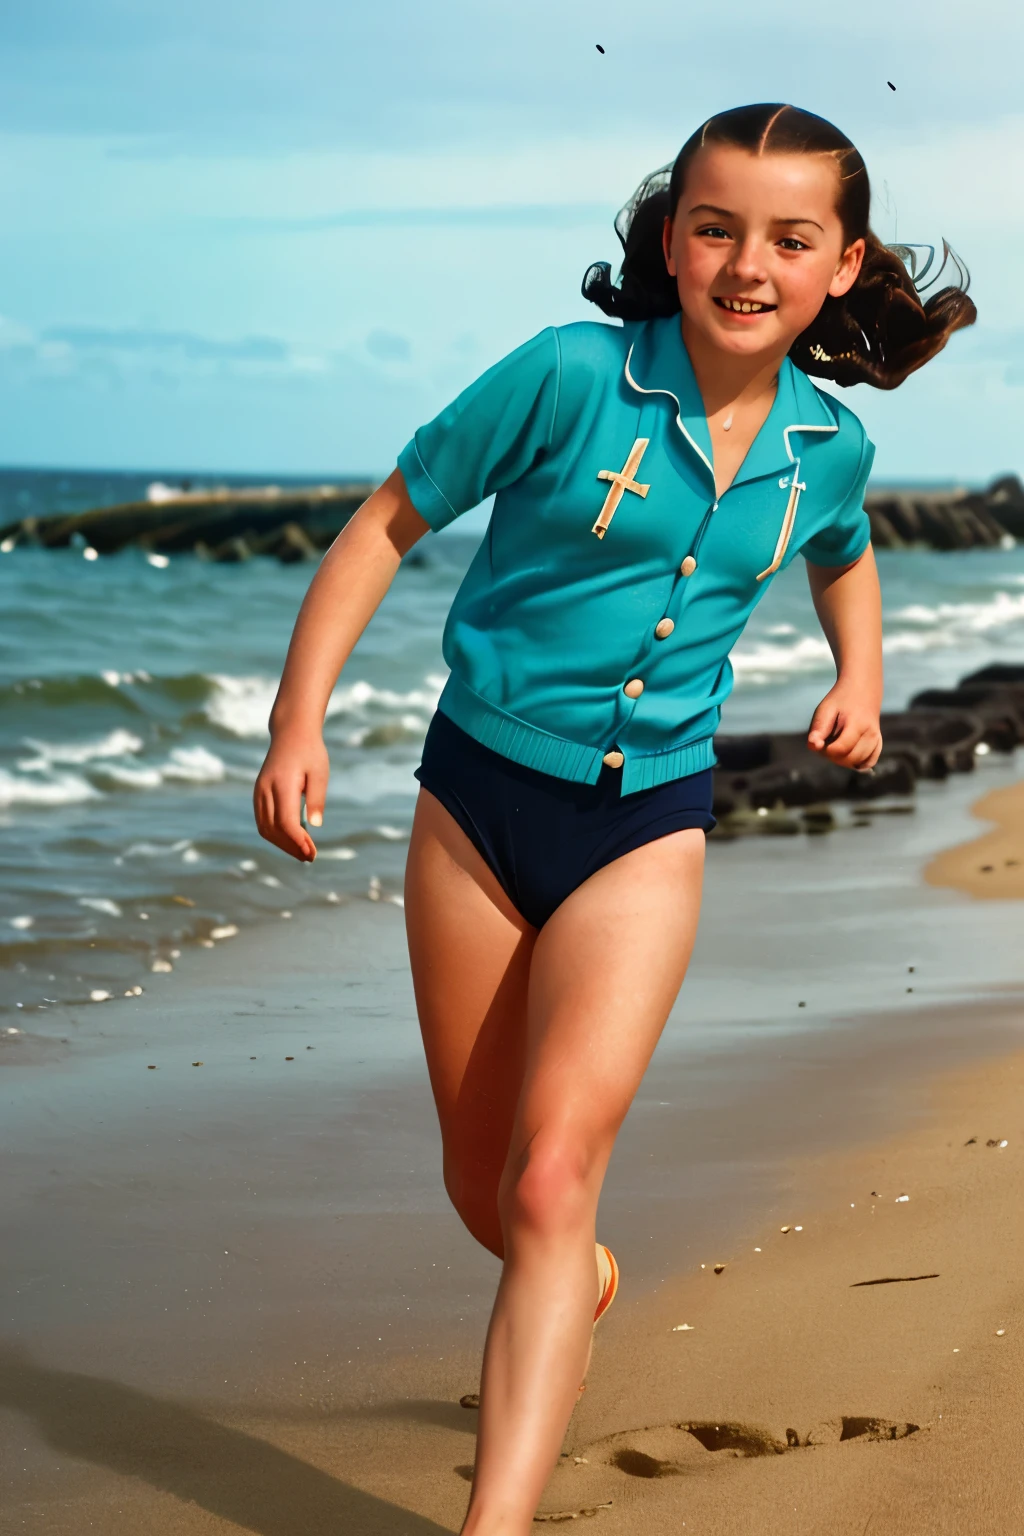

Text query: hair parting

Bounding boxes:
[581,102,977,390]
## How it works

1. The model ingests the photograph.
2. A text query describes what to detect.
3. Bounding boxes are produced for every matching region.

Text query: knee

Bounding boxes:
[443,1146,504,1253]
[498,1133,597,1239]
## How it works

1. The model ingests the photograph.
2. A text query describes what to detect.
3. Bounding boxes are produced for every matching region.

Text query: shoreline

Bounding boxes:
[2,771,1024,1532]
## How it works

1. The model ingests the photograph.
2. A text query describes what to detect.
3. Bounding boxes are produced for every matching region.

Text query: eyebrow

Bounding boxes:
[688,202,825,232]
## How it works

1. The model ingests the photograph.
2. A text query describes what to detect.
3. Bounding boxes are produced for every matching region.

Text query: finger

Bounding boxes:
[304,762,328,830]
[829,727,876,769]
[852,738,884,772]
[807,703,840,752]
[253,780,274,839]
[271,780,316,862]
[822,720,865,761]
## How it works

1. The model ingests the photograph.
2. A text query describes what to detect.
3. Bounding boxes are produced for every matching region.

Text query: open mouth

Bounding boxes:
[713,297,777,314]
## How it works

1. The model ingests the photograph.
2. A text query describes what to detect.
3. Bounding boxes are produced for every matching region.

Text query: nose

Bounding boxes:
[726,236,769,287]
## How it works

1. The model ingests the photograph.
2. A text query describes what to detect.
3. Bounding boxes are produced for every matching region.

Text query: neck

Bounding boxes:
[679,313,788,417]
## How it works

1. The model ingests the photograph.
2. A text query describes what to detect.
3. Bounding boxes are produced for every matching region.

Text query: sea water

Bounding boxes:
[3,467,1024,1015]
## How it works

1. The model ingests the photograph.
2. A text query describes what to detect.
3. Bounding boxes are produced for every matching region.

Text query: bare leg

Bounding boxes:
[463,828,706,1535]
[404,787,536,1257]
[405,788,705,1531]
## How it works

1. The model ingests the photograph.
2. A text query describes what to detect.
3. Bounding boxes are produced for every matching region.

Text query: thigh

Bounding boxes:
[404,787,536,1166]
[513,828,706,1164]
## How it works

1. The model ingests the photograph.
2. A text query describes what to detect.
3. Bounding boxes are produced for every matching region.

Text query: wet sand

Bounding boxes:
[925,777,1024,900]
[3,761,1024,1534]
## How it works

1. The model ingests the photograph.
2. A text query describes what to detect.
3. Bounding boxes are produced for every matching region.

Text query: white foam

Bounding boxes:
[888,590,1024,636]
[10,915,34,930]
[202,671,446,740]
[93,763,163,789]
[0,768,99,807]
[161,746,226,783]
[318,846,357,860]
[19,728,144,770]
[123,837,194,858]
[79,897,123,918]
[731,634,833,682]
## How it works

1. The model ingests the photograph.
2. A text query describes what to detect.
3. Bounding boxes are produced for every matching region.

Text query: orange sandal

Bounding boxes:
[593,1244,619,1325]
[578,1244,619,1399]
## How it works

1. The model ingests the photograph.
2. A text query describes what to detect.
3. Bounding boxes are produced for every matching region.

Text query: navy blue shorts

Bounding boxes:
[414,709,716,929]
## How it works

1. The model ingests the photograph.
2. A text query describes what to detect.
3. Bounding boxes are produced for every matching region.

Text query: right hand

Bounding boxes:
[253,728,329,862]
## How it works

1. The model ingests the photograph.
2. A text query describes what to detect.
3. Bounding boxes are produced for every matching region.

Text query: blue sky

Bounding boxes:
[0,0,1020,482]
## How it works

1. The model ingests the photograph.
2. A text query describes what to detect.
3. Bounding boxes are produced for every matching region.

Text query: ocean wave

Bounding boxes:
[160,745,227,783]
[888,590,1024,635]
[731,635,833,682]
[91,763,164,789]
[19,728,145,768]
[202,672,446,740]
[0,767,99,806]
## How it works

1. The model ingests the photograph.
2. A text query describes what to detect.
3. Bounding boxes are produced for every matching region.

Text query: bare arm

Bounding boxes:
[254,468,430,861]
[804,544,884,771]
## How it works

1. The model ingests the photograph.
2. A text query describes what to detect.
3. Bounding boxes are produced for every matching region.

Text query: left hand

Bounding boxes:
[807,683,883,772]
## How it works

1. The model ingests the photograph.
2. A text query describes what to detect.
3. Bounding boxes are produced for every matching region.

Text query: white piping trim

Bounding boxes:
[623,342,715,478]
[756,422,839,581]
[782,422,838,461]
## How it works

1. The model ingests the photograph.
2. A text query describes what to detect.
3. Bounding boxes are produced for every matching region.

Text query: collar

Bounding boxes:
[623,314,838,491]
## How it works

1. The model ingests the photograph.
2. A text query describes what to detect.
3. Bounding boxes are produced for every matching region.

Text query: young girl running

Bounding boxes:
[255,103,974,1534]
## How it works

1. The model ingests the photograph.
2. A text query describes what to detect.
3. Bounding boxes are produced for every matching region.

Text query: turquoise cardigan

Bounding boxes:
[398,314,874,795]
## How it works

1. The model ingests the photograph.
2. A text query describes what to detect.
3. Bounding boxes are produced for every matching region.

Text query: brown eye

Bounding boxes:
[779,237,809,251]
[697,224,730,240]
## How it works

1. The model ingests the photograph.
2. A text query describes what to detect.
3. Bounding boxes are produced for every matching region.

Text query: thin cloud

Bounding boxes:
[206,204,610,233]
[43,326,289,363]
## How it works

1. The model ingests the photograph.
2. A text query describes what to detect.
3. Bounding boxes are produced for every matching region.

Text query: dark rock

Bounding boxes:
[960,663,1024,687]
[983,475,1024,539]
[880,709,985,775]
[909,688,1022,750]
[865,475,1022,550]
[713,734,774,772]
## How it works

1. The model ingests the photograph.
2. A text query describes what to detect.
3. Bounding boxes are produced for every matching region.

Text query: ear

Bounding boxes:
[829,237,865,299]
[662,213,677,277]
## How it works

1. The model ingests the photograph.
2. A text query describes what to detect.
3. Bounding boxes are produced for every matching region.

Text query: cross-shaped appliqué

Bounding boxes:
[592,438,650,539]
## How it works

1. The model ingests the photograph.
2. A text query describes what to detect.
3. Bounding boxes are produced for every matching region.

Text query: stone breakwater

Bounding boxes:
[1,474,1022,562]
[712,663,1024,838]
[865,475,1024,551]
[0,483,373,562]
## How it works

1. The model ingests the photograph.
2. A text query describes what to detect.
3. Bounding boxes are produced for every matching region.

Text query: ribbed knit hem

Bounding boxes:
[437,675,717,796]
[620,736,717,794]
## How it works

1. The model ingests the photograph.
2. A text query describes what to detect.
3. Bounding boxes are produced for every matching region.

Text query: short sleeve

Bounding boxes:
[397,328,561,532]
[800,430,876,567]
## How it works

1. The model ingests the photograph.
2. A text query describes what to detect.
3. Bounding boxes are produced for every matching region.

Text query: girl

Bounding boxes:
[255,103,974,1534]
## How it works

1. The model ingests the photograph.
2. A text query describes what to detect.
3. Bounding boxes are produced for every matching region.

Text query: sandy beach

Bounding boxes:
[3,760,1024,1535]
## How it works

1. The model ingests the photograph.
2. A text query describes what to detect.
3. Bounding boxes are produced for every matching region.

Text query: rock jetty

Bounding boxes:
[0,482,373,562]
[713,663,1024,837]
[1,473,1021,562]
[865,474,1024,550]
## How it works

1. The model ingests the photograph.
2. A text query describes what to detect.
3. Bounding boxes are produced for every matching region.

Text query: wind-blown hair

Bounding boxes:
[581,103,976,390]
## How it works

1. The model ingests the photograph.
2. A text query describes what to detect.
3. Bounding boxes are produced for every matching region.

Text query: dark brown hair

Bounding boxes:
[581,103,977,390]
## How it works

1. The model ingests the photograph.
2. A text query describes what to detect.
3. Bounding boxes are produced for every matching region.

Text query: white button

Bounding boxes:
[680,555,697,577]
[602,750,624,769]
[623,678,644,699]
[655,617,675,639]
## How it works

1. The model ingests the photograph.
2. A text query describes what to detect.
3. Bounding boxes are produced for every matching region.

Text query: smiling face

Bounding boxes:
[662,144,865,363]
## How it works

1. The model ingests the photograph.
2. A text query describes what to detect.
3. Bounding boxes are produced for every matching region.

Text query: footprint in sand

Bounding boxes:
[517,1414,921,1519]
